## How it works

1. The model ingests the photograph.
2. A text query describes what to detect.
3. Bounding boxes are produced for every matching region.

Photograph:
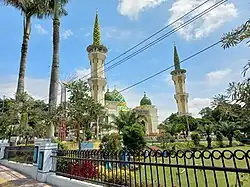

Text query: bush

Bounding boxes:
[52,138,68,150]
[99,166,133,185]
[70,161,98,179]
[122,124,146,155]
[234,130,243,142]
[216,131,224,147]
[191,132,200,146]
[99,133,121,152]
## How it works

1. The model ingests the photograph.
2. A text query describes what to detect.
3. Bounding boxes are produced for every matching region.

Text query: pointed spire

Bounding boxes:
[144,91,146,97]
[174,44,181,70]
[93,9,101,45]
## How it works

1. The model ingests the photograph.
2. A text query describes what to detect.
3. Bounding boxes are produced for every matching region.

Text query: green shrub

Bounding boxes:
[234,130,243,142]
[191,132,201,146]
[52,138,68,150]
[216,131,224,147]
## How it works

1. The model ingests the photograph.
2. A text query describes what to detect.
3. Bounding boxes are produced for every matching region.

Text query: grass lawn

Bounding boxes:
[122,146,250,187]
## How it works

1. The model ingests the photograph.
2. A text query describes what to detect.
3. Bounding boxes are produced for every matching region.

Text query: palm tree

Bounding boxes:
[221,19,250,76]
[110,110,146,134]
[47,0,69,138]
[215,122,236,147]
[197,119,214,148]
[164,123,184,139]
[2,0,50,96]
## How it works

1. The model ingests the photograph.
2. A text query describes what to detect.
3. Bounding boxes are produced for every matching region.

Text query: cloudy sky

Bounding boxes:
[0,0,249,122]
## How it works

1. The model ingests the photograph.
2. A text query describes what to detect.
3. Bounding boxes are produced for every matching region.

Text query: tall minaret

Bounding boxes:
[87,10,107,106]
[171,44,189,116]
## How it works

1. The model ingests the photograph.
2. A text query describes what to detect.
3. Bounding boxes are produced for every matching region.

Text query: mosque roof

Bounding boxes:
[140,92,152,106]
[104,88,126,106]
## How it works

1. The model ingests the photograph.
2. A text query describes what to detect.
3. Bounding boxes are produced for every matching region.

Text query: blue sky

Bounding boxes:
[0,0,249,121]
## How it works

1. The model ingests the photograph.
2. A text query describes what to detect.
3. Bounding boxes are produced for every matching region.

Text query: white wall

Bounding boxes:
[0,160,103,187]
[0,160,37,179]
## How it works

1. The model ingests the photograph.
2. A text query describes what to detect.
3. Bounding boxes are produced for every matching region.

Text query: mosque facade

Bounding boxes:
[87,12,159,136]
[86,11,189,137]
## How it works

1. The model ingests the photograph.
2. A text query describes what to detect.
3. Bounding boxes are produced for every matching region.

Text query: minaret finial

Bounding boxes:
[93,9,101,45]
[174,44,180,70]
[144,91,146,96]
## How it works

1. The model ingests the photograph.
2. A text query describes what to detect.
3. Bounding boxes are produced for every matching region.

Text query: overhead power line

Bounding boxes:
[77,0,215,81]
[76,0,227,82]
[97,40,221,104]
[40,0,227,101]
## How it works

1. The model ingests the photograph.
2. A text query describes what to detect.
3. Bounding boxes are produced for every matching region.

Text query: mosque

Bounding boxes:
[86,11,189,137]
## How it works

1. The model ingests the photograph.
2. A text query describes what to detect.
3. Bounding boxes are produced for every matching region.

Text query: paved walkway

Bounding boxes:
[0,165,52,187]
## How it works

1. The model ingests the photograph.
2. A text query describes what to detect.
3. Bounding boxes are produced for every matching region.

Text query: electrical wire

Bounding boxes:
[40,0,227,101]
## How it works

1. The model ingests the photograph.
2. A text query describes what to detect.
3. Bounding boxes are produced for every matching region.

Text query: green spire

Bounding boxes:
[93,10,101,45]
[174,44,181,70]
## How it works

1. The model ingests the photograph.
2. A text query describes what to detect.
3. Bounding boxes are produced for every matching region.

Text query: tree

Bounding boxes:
[215,122,236,147]
[1,0,51,95]
[197,118,214,149]
[66,80,104,142]
[222,19,250,75]
[99,133,121,152]
[47,0,69,138]
[110,110,146,134]
[122,124,146,155]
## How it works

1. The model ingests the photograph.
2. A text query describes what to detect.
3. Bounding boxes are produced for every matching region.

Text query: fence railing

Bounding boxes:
[51,149,250,187]
[4,146,34,164]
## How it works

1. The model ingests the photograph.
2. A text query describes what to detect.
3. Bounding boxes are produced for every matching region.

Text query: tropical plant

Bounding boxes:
[215,122,236,147]
[197,118,214,148]
[110,110,146,134]
[65,80,104,142]
[1,0,52,95]
[99,133,121,152]
[191,132,200,146]
[222,19,250,75]
[47,0,69,138]
[122,123,146,155]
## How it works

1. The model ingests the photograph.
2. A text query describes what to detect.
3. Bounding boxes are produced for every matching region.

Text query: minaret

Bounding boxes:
[171,44,189,116]
[87,10,107,106]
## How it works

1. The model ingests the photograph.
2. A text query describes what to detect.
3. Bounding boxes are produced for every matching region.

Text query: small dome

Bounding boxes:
[140,92,152,106]
[104,89,114,101]
[112,89,126,103]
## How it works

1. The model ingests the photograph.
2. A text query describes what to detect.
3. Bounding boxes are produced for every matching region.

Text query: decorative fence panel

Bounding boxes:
[51,149,250,187]
[4,146,34,164]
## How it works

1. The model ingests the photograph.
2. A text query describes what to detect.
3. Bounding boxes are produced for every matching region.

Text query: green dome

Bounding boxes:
[140,92,152,106]
[112,89,126,103]
[104,89,113,101]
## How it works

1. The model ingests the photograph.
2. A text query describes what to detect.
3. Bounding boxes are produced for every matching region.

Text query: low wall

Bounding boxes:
[0,160,103,187]
[0,160,37,179]
[47,174,103,187]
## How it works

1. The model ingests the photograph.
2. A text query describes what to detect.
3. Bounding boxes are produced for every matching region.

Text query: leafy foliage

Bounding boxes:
[99,133,121,152]
[191,132,200,146]
[122,124,146,154]
[221,19,250,76]
[65,79,105,142]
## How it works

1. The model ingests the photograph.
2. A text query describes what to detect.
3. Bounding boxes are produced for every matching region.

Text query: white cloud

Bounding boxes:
[169,0,238,40]
[118,0,167,19]
[103,27,144,41]
[62,29,73,40]
[34,24,48,35]
[206,68,232,85]
[189,97,211,117]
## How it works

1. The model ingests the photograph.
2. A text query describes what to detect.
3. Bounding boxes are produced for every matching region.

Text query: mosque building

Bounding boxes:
[85,11,189,137]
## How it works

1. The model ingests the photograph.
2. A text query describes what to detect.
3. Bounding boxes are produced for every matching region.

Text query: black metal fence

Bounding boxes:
[51,149,250,187]
[4,146,34,164]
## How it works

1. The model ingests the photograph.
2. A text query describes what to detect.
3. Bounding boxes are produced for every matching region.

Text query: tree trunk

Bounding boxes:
[207,135,212,149]
[228,137,233,147]
[16,16,31,96]
[47,0,60,138]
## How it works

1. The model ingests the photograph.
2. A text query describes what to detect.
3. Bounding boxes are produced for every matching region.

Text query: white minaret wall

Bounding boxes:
[88,50,107,106]
[172,72,189,115]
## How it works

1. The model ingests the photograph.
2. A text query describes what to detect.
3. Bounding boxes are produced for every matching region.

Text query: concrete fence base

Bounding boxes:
[0,160,103,187]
